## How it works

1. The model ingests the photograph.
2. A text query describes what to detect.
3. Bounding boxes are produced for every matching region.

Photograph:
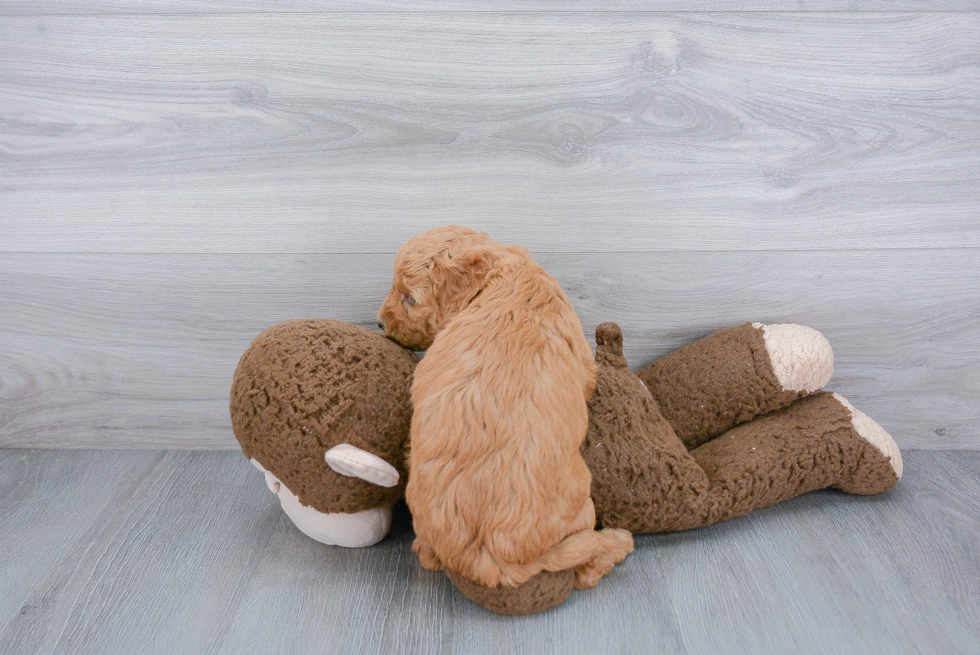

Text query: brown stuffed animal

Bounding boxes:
[230,319,417,547]
[230,319,901,614]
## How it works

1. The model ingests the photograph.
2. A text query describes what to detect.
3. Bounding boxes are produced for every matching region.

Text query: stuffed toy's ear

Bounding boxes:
[324,444,400,488]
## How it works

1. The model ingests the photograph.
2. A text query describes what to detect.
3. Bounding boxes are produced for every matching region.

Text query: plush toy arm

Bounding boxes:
[637,322,833,449]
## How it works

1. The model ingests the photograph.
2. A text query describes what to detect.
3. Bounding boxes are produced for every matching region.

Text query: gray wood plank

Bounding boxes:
[209,505,460,654]
[0,450,148,627]
[5,1,980,14]
[651,450,980,654]
[0,451,283,655]
[0,450,976,654]
[0,249,976,450]
[2,13,978,253]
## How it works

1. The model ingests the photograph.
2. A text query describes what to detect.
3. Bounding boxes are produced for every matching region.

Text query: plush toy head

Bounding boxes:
[230,319,417,546]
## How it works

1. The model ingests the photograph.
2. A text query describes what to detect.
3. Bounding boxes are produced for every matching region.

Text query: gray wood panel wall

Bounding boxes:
[1,6,978,450]
[4,2,980,13]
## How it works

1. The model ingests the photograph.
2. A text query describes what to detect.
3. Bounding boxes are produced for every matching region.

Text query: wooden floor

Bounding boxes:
[0,449,977,655]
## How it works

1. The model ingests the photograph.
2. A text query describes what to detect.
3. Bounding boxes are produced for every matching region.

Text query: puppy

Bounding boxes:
[378,226,633,589]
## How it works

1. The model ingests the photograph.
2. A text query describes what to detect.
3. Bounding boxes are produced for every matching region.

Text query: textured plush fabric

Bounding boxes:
[585,323,900,534]
[230,319,418,514]
[691,392,900,527]
[446,569,575,615]
[638,322,807,449]
[581,323,710,533]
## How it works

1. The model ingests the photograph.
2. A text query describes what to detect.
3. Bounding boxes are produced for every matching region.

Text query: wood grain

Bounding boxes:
[0,450,976,654]
[651,450,980,654]
[0,249,976,450]
[0,450,147,627]
[2,13,978,253]
[0,451,283,654]
[4,1,980,14]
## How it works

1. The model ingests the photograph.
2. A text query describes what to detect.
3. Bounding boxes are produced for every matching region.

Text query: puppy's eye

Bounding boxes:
[404,294,416,307]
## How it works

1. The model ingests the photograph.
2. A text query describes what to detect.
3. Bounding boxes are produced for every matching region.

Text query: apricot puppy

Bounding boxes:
[378,226,633,589]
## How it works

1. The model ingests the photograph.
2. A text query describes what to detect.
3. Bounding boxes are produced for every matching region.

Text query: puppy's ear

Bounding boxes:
[429,246,493,313]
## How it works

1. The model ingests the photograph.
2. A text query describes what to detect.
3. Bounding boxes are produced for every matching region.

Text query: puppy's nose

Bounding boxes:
[377,320,385,330]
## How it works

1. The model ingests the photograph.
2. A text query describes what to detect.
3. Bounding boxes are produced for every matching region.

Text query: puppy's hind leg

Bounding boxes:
[413,537,445,572]
[563,496,632,589]
[573,528,634,589]
[495,501,634,589]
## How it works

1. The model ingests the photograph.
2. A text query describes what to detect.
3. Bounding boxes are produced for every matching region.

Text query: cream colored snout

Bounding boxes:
[250,445,398,547]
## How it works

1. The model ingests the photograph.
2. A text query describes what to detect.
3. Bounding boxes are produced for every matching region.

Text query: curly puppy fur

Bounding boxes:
[378,226,633,590]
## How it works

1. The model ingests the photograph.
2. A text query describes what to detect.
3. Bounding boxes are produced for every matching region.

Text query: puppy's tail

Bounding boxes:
[492,527,634,589]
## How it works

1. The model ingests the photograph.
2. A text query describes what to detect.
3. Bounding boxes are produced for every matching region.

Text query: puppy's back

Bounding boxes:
[407,255,598,585]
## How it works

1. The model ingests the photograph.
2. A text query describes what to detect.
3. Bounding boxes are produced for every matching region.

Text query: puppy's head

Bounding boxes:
[378,225,495,351]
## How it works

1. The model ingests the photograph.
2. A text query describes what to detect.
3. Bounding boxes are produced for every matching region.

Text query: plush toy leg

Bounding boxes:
[638,322,834,449]
[688,392,902,528]
[584,323,900,535]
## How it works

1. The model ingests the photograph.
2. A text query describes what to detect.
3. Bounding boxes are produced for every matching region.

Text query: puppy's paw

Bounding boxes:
[603,528,635,561]
[573,560,605,589]
[573,555,618,589]
[413,538,445,572]
[572,529,634,589]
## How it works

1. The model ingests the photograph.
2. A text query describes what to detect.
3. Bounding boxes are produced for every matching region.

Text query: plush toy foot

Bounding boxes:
[639,322,834,449]
[445,569,576,615]
[250,459,392,547]
[753,323,835,394]
[831,393,904,491]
